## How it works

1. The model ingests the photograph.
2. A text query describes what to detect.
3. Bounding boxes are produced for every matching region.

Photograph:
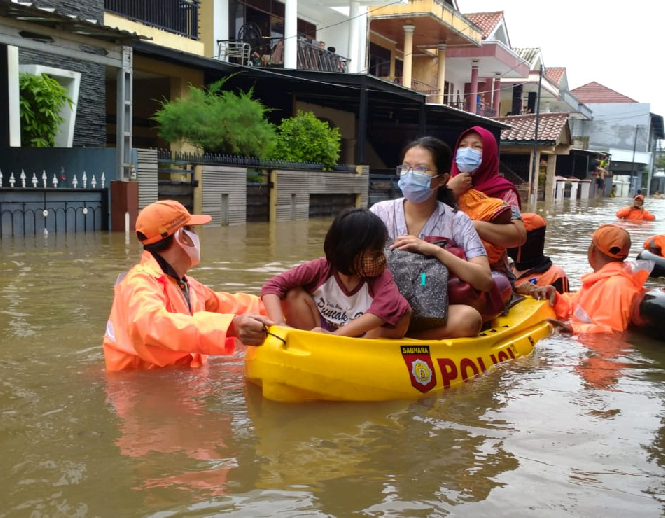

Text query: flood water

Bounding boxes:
[1,196,665,517]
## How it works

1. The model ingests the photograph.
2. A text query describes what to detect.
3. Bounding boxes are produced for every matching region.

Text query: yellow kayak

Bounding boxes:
[244,298,555,402]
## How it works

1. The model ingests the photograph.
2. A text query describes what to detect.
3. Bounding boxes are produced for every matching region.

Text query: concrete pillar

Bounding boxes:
[269,170,278,222]
[348,0,360,73]
[284,0,298,69]
[469,60,479,113]
[110,180,138,232]
[545,154,557,204]
[570,180,579,200]
[0,45,20,147]
[493,73,501,116]
[193,165,203,215]
[528,148,541,208]
[436,44,446,104]
[402,25,415,89]
[357,6,368,73]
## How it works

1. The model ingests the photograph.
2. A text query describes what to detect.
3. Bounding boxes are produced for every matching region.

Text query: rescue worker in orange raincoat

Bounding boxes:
[616,195,656,221]
[535,224,649,334]
[644,234,665,256]
[103,200,274,371]
[507,213,569,294]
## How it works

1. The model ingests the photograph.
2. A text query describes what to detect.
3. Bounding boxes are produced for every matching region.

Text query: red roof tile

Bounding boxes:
[463,11,503,40]
[545,67,566,85]
[494,113,571,143]
[570,81,637,104]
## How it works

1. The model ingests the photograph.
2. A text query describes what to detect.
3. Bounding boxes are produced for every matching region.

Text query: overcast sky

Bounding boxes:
[459,0,665,121]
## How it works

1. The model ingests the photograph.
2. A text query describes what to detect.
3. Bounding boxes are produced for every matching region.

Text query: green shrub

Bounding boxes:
[153,78,277,158]
[19,73,72,147]
[272,110,341,169]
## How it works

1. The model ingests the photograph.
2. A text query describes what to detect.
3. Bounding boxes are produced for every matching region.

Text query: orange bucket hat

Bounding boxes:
[135,200,211,245]
[591,224,631,260]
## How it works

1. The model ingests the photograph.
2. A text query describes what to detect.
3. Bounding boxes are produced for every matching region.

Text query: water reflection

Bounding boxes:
[105,368,236,499]
[0,196,664,517]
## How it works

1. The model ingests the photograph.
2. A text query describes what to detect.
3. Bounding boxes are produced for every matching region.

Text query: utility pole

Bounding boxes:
[630,125,639,195]
[529,63,543,207]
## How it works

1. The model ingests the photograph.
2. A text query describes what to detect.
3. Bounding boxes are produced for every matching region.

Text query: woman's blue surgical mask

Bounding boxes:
[398,170,437,203]
[455,147,482,173]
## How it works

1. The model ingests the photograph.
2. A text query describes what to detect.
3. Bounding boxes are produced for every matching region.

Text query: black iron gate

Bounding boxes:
[0,188,108,237]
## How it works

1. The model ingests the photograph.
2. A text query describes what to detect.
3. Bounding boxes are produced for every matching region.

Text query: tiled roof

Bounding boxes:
[494,113,570,143]
[463,11,503,40]
[513,47,540,66]
[545,67,566,85]
[570,81,637,104]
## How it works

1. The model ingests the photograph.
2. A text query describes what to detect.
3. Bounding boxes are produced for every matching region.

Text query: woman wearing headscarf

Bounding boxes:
[446,126,526,284]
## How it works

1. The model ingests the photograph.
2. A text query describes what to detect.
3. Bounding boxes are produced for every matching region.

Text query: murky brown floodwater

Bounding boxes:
[1,196,664,517]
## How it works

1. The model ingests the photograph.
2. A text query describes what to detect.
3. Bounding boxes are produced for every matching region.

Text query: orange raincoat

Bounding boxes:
[103,251,265,371]
[644,234,665,256]
[616,206,656,221]
[552,261,649,334]
[457,188,512,264]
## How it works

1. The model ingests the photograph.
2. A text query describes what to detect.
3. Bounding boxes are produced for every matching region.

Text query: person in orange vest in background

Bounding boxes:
[507,213,569,294]
[103,200,273,371]
[644,234,665,256]
[616,195,656,221]
[535,224,649,334]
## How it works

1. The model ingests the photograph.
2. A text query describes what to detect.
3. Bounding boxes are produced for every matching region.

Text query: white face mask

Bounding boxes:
[176,228,201,268]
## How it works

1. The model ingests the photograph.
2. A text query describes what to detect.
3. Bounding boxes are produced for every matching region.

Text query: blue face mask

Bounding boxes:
[398,171,436,203]
[456,147,483,173]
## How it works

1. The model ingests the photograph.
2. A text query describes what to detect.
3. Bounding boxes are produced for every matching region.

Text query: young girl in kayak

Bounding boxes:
[261,208,411,338]
[370,136,493,339]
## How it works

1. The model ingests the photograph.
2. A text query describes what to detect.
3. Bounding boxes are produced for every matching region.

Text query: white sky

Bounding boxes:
[458,0,665,119]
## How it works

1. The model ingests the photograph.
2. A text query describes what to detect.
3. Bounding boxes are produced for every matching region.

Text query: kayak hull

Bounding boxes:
[244,298,555,402]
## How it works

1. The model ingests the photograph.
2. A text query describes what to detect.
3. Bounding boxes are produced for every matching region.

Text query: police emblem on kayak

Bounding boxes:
[401,345,437,393]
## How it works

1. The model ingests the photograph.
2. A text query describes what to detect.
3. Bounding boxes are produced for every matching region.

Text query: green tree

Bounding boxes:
[272,110,341,169]
[656,154,665,169]
[153,78,276,158]
[19,73,72,147]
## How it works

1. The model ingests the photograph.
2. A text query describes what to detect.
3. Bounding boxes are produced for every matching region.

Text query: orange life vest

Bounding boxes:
[616,206,656,221]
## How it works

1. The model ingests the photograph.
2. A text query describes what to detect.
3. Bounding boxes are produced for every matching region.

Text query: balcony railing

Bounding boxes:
[105,0,200,40]
[393,77,438,97]
[217,37,349,73]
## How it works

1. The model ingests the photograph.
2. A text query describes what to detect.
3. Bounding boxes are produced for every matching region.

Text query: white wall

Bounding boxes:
[18,65,81,148]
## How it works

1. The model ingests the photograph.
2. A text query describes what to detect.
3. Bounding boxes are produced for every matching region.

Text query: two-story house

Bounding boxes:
[570,81,665,195]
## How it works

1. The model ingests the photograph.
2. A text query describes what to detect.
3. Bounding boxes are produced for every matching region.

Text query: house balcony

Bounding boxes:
[217,38,349,73]
[445,40,529,80]
[369,0,481,50]
[104,0,200,40]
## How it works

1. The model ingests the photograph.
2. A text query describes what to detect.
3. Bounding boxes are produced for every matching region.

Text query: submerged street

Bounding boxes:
[1,196,665,517]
